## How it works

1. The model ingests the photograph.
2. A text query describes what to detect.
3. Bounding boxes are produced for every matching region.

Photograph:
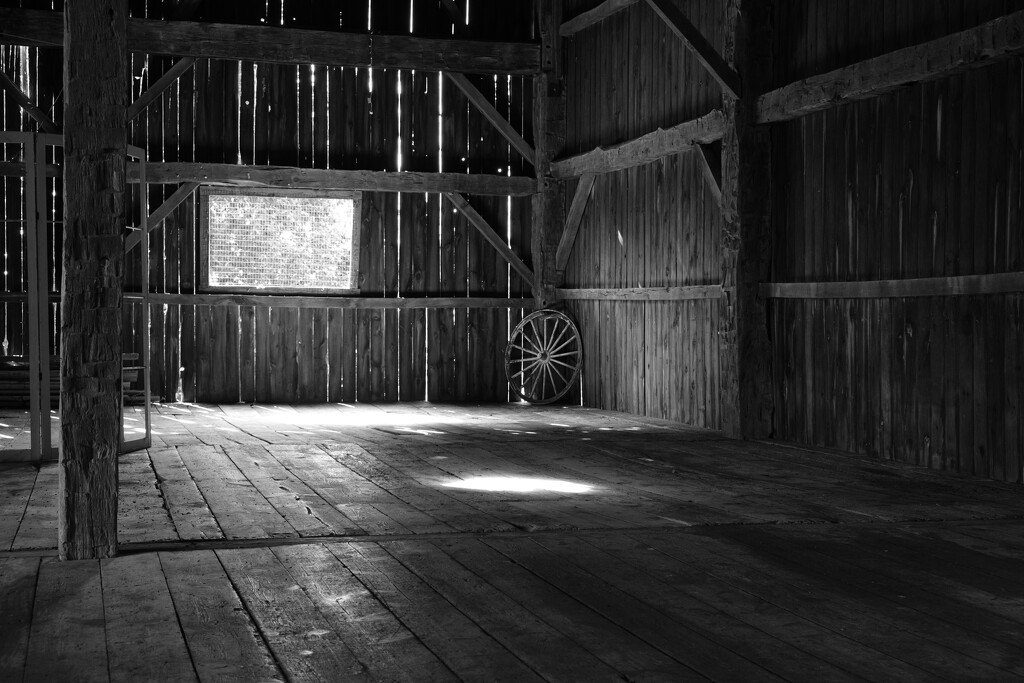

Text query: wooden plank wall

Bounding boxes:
[560,0,724,428]
[1,0,535,405]
[770,0,1024,482]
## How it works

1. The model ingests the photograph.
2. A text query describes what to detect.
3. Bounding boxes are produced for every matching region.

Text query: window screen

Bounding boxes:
[200,187,361,293]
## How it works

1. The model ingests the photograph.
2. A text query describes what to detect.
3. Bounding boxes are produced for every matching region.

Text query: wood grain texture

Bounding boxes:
[160,550,282,683]
[561,0,641,37]
[58,0,126,560]
[551,110,727,177]
[554,173,596,273]
[644,0,740,97]
[759,9,1024,123]
[558,285,723,300]
[763,271,1024,298]
[102,553,197,683]
[2,8,541,74]
[134,162,537,195]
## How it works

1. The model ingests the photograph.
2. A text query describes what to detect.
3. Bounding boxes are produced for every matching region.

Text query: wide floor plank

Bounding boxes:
[102,553,197,683]
[160,550,283,683]
[217,546,371,682]
[0,556,40,680]
[0,465,36,551]
[329,541,546,681]
[271,544,456,683]
[23,558,107,683]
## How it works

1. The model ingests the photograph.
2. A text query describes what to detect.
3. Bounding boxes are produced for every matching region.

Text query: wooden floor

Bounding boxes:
[2,403,1024,682]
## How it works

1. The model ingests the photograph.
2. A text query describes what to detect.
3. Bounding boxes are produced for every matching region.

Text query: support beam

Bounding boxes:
[696,141,722,203]
[554,173,596,273]
[762,272,1024,299]
[0,161,61,177]
[557,285,722,301]
[0,9,541,75]
[550,110,727,178]
[644,0,740,98]
[60,0,126,561]
[758,10,1024,124]
[443,193,535,287]
[127,57,197,121]
[560,0,639,37]
[445,72,535,164]
[0,71,58,133]
[129,162,536,196]
[531,0,566,307]
[143,292,535,309]
[718,0,773,440]
[125,182,199,253]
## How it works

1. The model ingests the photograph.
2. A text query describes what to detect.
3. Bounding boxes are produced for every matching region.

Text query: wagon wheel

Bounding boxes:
[505,309,583,404]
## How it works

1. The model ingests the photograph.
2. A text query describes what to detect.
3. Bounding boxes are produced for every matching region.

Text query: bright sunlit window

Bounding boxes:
[200,187,361,294]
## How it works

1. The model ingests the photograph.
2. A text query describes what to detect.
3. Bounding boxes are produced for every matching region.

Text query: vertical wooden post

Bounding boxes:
[59,0,127,560]
[532,0,566,306]
[719,0,773,439]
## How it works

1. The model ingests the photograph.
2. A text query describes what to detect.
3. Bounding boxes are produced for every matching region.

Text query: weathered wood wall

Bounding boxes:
[560,0,724,428]
[2,0,536,405]
[770,0,1024,482]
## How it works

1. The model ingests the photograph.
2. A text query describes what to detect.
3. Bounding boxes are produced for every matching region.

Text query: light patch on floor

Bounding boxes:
[445,476,593,494]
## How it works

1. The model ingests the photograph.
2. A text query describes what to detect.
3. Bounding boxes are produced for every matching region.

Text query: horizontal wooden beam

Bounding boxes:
[139,293,535,309]
[127,57,197,121]
[442,192,537,286]
[557,285,723,301]
[554,173,596,272]
[550,110,727,178]
[130,162,537,196]
[644,0,740,98]
[0,71,58,133]
[0,161,60,178]
[758,10,1024,124]
[0,9,540,75]
[125,182,199,253]
[761,272,1024,299]
[560,0,640,37]
[445,72,535,163]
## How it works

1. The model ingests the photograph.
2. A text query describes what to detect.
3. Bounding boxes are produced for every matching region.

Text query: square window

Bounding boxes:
[199,187,361,294]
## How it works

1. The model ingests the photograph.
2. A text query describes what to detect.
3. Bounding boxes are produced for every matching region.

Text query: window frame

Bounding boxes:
[198,186,362,295]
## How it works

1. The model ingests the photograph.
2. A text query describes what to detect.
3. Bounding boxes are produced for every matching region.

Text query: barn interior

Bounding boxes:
[2,0,1024,680]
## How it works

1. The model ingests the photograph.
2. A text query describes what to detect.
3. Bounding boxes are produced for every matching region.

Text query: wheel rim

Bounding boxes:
[505,309,582,404]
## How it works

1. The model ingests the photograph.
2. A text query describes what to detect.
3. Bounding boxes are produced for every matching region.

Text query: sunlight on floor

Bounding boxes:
[444,476,594,494]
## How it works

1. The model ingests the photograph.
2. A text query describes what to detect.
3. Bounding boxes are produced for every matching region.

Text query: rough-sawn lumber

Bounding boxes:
[130,162,536,196]
[0,8,541,75]
[59,0,125,561]
[758,9,1024,123]
[550,110,727,178]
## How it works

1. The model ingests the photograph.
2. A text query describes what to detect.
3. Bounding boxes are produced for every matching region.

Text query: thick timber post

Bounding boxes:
[59,0,127,559]
[532,0,566,307]
[719,0,773,439]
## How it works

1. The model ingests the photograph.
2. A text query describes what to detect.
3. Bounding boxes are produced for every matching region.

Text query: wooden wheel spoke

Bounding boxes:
[512,358,543,378]
[546,323,569,353]
[547,335,577,355]
[548,357,578,370]
[543,362,557,395]
[509,342,541,358]
[547,359,567,385]
[519,332,544,354]
[547,349,580,360]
